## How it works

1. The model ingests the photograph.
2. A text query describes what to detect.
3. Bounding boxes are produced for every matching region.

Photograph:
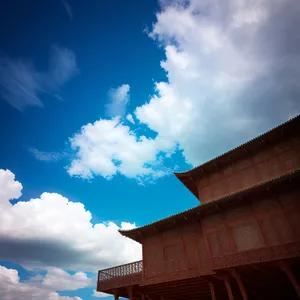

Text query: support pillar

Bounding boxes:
[126,286,133,300]
[214,273,235,300]
[140,293,146,300]
[112,289,119,300]
[280,262,300,299]
[209,281,217,300]
[228,269,248,300]
[224,276,235,300]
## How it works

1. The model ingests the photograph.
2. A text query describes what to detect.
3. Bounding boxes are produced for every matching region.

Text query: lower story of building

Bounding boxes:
[97,257,300,300]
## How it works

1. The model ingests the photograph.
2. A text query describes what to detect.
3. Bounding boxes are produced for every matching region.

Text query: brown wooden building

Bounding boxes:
[97,115,300,300]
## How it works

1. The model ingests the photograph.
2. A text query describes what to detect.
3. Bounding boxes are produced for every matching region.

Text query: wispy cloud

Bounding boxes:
[0,58,44,109]
[29,148,66,163]
[62,0,73,20]
[48,46,77,87]
[0,46,78,110]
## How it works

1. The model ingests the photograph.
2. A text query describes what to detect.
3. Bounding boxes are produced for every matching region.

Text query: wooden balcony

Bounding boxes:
[97,260,143,292]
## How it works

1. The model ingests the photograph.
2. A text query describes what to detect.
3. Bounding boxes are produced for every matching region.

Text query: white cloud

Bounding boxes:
[67,117,174,181]
[0,265,82,300]
[38,267,92,291]
[0,169,142,272]
[105,84,130,117]
[0,170,22,206]
[66,0,300,182]
[0,46,77,110]
[92,290,110,298]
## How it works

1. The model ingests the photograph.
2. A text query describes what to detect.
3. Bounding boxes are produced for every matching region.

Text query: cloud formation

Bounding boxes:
[67,117,175,181]
[105,84,131,117]
[0,169,141,272]
[65,0,300,182]
[0,265,82,300]
[31,267,92,291]
[140,0,300,167]
[0,46,77,110]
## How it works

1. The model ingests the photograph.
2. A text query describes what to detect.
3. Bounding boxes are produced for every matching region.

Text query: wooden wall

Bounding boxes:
[198,135,300,203]
[142,188,300,283]
[142,222,211,284]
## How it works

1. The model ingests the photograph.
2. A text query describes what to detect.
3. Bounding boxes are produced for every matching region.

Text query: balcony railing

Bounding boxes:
[98,260,143,281]
[97,261,143,291]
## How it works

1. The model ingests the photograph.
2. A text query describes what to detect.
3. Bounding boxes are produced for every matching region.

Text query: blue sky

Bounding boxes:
[0,0,300,299]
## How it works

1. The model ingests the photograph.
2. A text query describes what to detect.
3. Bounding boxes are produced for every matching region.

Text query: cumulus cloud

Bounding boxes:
[0,169,141,272]
[105,84,130,117]
[137,0,300,166]
[0,265,82,300]
[33,267,92,291]
[67,117,174,181]
[0,46,77,110]
[65,0,300,182]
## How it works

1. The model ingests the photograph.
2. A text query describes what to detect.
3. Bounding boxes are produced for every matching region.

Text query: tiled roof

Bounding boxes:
[119,169,300,243]
[174,114,300,199]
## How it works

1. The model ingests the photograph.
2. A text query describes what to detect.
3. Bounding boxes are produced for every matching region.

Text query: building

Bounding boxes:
[97,115,300,300]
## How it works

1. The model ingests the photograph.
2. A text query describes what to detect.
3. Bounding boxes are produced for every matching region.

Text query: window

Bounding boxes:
[232,222,263,251]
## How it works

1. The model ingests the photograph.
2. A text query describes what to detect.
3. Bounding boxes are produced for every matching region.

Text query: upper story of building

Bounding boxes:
[175,114,300,203]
